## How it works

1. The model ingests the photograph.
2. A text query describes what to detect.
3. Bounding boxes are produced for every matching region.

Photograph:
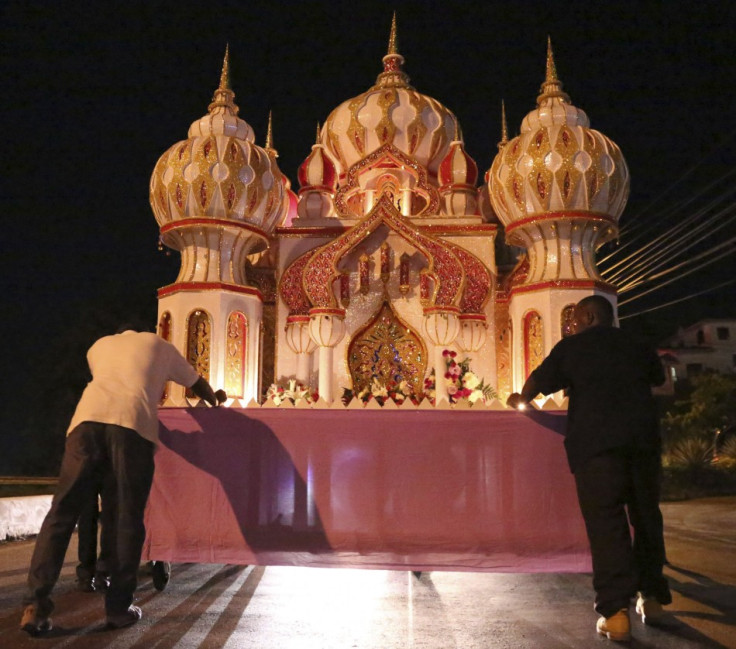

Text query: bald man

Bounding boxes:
[508,296,670,642]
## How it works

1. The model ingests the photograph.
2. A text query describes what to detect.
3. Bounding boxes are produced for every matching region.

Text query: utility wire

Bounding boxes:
[615,127,736,238]
[617,243,736,307]
[598,166,736,266]
[618,234,736,294]
[619,277,736,320]
[615,212,736,292]
[603,193,735,281]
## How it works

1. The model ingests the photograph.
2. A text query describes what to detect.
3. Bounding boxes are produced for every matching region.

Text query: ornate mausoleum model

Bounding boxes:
[149,22,628,406]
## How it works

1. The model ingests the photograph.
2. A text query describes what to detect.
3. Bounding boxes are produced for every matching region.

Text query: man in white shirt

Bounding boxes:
[21,326,225,635]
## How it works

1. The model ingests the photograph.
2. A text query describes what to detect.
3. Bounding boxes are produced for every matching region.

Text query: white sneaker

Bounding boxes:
[636,593,664,624]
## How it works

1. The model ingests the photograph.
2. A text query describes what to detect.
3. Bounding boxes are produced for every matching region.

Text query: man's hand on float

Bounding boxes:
[215,389,227,405]
[506,393,526,410]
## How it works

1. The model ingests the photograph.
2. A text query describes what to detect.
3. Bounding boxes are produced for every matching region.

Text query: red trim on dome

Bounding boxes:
[509,279,617,297]
[297,186,337,195]
[160,218,269,240]
[308,307,346,317]
[158,282,264,300]
[504,211,617,236]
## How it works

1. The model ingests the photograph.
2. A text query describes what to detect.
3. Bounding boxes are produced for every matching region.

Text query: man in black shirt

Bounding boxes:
[507,295,670,642]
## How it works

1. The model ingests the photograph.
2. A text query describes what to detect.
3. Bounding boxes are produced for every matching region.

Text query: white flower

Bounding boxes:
[468,389,484,404]
[462,372,481,390]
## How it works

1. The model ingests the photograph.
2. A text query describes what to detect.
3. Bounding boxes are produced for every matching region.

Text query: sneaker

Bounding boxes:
[93,574,111,591]
[596,608,631,642]
[636,593,664,624]
[151,560,171,591]
[20,604,53,636]
[106,605,142,629]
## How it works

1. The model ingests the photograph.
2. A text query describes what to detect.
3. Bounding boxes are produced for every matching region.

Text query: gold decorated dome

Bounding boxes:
[488,39,629,227]
[321,15,459,182]
[150,47,287,237]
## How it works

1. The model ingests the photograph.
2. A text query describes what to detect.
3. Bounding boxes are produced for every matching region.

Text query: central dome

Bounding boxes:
[322,16,458,182]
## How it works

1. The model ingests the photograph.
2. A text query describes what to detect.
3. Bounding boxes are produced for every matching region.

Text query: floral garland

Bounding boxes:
[423,349,497,405]
[265,379,318,406]
[342,378,419,407]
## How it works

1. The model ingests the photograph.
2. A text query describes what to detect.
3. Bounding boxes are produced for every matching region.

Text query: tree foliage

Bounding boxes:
[662,373,736,451]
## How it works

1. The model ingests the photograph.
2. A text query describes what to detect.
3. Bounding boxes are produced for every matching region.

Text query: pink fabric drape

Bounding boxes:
[143,408,591,572]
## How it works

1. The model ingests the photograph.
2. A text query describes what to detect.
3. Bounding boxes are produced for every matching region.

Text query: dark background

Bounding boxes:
[2,1,735,473]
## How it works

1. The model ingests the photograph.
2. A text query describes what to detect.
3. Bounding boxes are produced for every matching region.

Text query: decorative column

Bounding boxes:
[424,308,460,404]
[456,314,487,352]
[308,308,346,403]
[284,315,316,384]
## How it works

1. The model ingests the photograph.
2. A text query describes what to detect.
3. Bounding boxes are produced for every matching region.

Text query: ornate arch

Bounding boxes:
[225,311,248,398]
[523,310,544,380]
[335,143,439,218]
[185,309,212,397]
[302,194,465,310]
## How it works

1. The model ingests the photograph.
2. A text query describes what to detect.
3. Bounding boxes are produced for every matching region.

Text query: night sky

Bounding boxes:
[2,1,735,467]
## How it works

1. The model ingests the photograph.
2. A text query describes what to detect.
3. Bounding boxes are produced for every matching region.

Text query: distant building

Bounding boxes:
[657,319,736,394]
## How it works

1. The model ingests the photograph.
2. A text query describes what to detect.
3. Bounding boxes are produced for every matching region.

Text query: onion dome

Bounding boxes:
[488,38,629,226]
[298,124,338,192]
[150,47,287,238]
[438,126,478,189]
[437,124,479,216]
[322,14,458,181]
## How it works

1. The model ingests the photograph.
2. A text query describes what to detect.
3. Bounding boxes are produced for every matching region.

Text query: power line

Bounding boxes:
[619,277,736,320]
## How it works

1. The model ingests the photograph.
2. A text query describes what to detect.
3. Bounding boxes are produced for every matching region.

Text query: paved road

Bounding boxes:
[0,497,734,648]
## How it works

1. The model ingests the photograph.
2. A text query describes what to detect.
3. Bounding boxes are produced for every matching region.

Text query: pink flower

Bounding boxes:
[449,351,457,358]
[448,384,458,395]
[442,349,450,357]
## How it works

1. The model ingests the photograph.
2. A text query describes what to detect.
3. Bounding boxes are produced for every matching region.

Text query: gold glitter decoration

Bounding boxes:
[523,310,544,379]
[494,306,512,403]
[224,311,247,398]
[347,300,427,397]
[561,304,576,338]
[186,309,211,396]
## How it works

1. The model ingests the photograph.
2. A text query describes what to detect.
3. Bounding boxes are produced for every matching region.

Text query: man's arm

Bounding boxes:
[506,374,541,409]
[189,377,227,407]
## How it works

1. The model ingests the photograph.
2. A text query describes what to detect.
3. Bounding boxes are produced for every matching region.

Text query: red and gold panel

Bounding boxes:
[225,312,247,399]
[523,310,544,380]
[347,300,427,397]
[186,309,211,398]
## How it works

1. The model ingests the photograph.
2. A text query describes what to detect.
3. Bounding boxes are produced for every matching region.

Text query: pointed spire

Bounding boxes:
[545,35,557,85]
[219,43,230,90]
[387,12,398,55]
[266,111,273,148]
[264,111,278,158]
[498,100,509,149]
[315,122,321,145]
[208,44,239,115]
[373,13,411,89]
[453,120,460,142]
[536,36,570,105]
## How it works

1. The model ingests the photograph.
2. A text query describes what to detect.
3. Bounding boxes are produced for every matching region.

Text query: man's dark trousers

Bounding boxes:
[24,422,155,616]
[574,446,671,617]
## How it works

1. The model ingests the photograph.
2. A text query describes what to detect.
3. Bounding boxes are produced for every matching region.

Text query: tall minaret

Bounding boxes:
[487,38,629,390]
[149,47,287,404]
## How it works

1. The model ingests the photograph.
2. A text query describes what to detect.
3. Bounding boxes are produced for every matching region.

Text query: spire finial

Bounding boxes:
[453,119,460,142]
[315,122,321,145]
[498,100,509,149]
[537,36,570,105]
[264,110,278,157]
[387,12,398,55]
[208,44,239,115]
[373,12,411,89]
[545,36,557,84]
[266,111,274,149]
[219,43,230,90]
